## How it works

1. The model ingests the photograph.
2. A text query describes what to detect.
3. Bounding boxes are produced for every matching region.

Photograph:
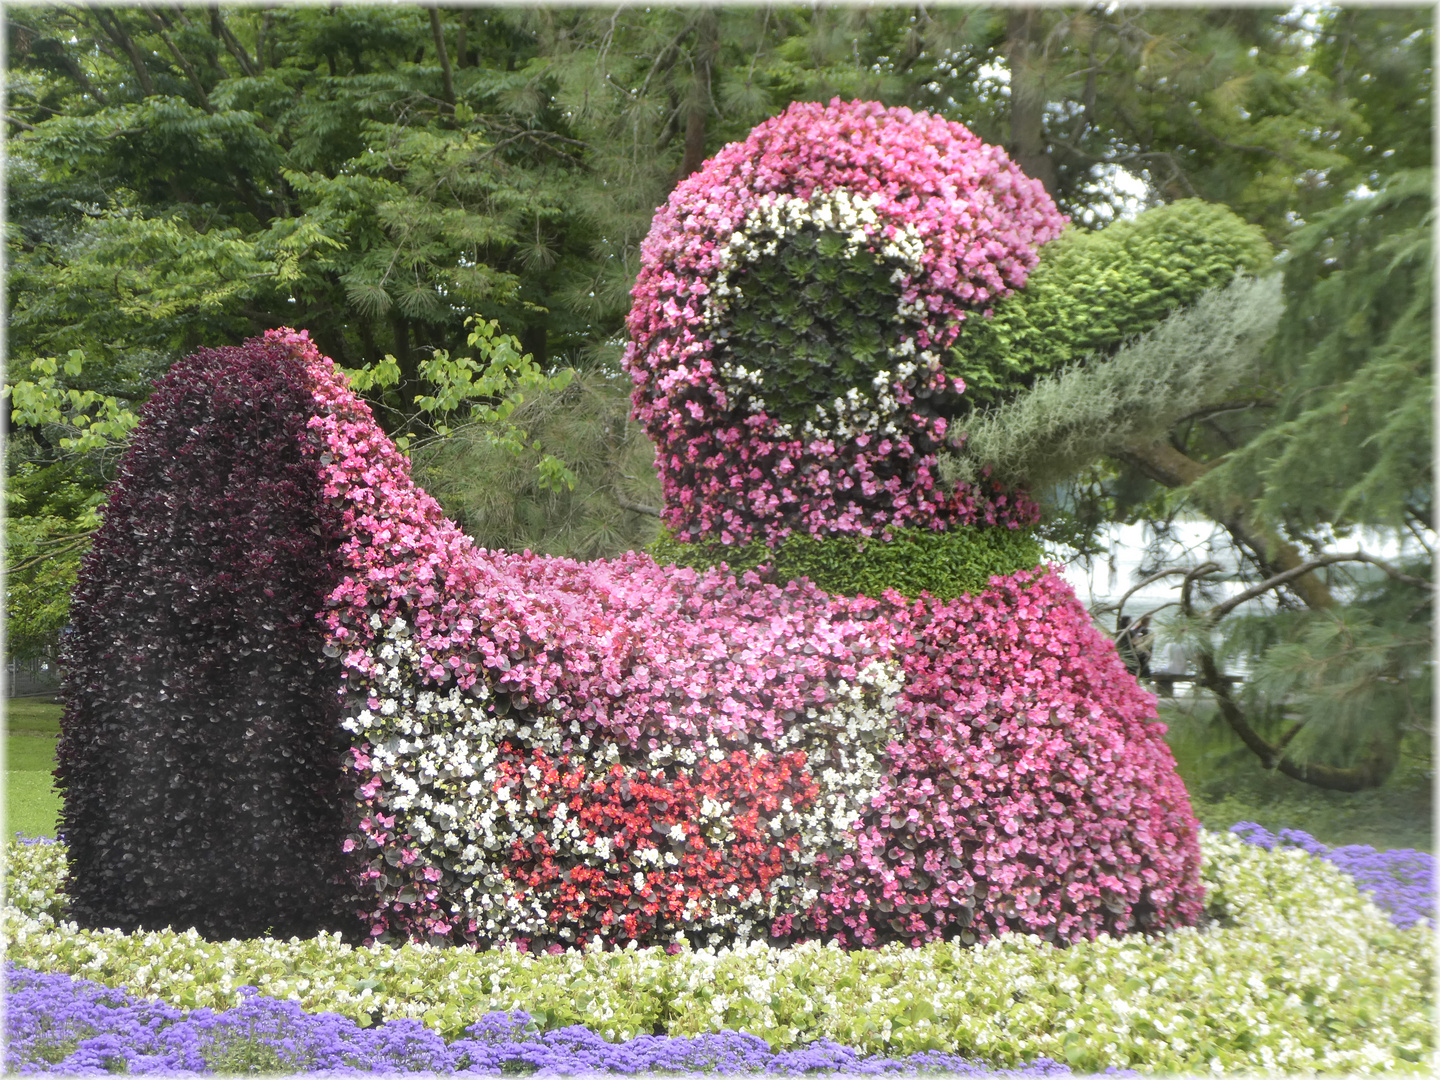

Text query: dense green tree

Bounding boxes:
[4,3,597,655]
[5,5,1431,793]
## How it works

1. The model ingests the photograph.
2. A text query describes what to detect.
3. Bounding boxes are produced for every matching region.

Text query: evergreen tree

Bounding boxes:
[5,3,1431,792]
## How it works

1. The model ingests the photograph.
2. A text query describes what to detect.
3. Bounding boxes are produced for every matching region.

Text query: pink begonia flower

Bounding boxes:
[255,317,1202,953]
[624,98,1061,545]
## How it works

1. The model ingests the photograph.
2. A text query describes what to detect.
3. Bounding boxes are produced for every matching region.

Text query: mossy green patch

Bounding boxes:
[950,199,1273,408]
[717,224,917,428]
[6,768,62,840]
[649,523,1044,600]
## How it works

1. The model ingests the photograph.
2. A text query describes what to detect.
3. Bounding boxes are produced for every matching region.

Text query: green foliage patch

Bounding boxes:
[948,200,1273,408]
[649,524,1045,600]
[940,275,1282,492]
[718,225,913,427]
[4,833,1431,1073]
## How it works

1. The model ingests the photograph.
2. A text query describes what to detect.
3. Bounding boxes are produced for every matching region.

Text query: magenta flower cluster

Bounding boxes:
[3,964,1102,1076]
[623,98,1064,546]
[264,329,1204,951]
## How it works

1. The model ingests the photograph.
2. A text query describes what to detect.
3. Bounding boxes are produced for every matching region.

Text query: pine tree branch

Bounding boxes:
[1197,649,1397,792]
[143,5,213,113]
[209,8,258,78]
[638,15,701,102]
[1119,439,1339,613]
[1091,566,1210,620]
[1172,398,1275,426]
[1180,560,1224,618]
[613,490,661,517]
[1204,551,1433,624]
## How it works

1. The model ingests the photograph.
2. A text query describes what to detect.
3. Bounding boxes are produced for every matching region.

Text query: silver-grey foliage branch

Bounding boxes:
[938,274,1284,492]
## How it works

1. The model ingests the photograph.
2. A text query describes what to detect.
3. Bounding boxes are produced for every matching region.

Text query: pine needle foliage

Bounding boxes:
[938,273,1283,492]
[410,370,662,561]
[1188,169,1434,530]
[1212,562,1432,785]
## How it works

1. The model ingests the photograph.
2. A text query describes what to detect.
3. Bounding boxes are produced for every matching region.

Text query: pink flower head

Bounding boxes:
[248,316,1201,954]
[624,99,1064,545]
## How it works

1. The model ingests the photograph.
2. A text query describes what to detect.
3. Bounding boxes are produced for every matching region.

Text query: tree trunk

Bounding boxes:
[210,9,258,77]
[678,6,719,182]
[92,10,156,98]
[427,5,456,114]
[145,7,214,113]
[390,312,419,410]
[1004,6,1059,198]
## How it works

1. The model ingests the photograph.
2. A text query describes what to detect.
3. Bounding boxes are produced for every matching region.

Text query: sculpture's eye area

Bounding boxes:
[714,225,915,431]
[701,186,952,444]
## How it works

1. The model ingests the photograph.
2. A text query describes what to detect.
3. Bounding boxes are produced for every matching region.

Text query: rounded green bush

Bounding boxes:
[948,200,1273,408]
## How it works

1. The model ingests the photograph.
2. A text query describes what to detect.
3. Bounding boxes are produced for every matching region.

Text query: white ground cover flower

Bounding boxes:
[3,829,1431,1073]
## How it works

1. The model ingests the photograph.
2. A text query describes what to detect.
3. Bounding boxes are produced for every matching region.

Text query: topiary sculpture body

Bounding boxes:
[61,99,1271,952]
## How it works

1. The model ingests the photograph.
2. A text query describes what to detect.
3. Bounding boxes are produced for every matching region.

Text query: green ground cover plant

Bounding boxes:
[3,831,1432,1074]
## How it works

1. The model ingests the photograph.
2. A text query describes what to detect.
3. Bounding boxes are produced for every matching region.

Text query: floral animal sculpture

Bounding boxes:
[60,100,1269,952]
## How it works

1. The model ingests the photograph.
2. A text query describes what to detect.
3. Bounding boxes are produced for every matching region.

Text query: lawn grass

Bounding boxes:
[5,696,62,841]
[5,771,61,840]
[1159,696,1435,853]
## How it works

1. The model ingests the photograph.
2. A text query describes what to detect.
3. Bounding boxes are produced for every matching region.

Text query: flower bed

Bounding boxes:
[4,828,1432,1074]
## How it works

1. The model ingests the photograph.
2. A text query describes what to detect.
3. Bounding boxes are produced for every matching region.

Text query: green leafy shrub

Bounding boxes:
[649,522,1044,600]
[940,274,1283,491]
[948,200,1273,408]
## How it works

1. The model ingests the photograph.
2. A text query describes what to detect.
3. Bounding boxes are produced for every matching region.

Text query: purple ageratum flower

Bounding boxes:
[13,834,58,846]
[1229,823,1436,930]
[1318,842,1436,931]
[4,963,1124,1076]
[1225,821,1275,851]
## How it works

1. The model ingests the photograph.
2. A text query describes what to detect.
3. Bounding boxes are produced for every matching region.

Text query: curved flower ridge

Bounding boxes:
[624,98,1065,545]
[264,329,1202,953]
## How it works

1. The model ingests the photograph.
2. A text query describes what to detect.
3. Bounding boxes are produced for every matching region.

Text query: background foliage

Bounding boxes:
[5,4,1432,794]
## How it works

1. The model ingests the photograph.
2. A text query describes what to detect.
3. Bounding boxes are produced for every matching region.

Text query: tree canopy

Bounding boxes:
[5,3,1432,790]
